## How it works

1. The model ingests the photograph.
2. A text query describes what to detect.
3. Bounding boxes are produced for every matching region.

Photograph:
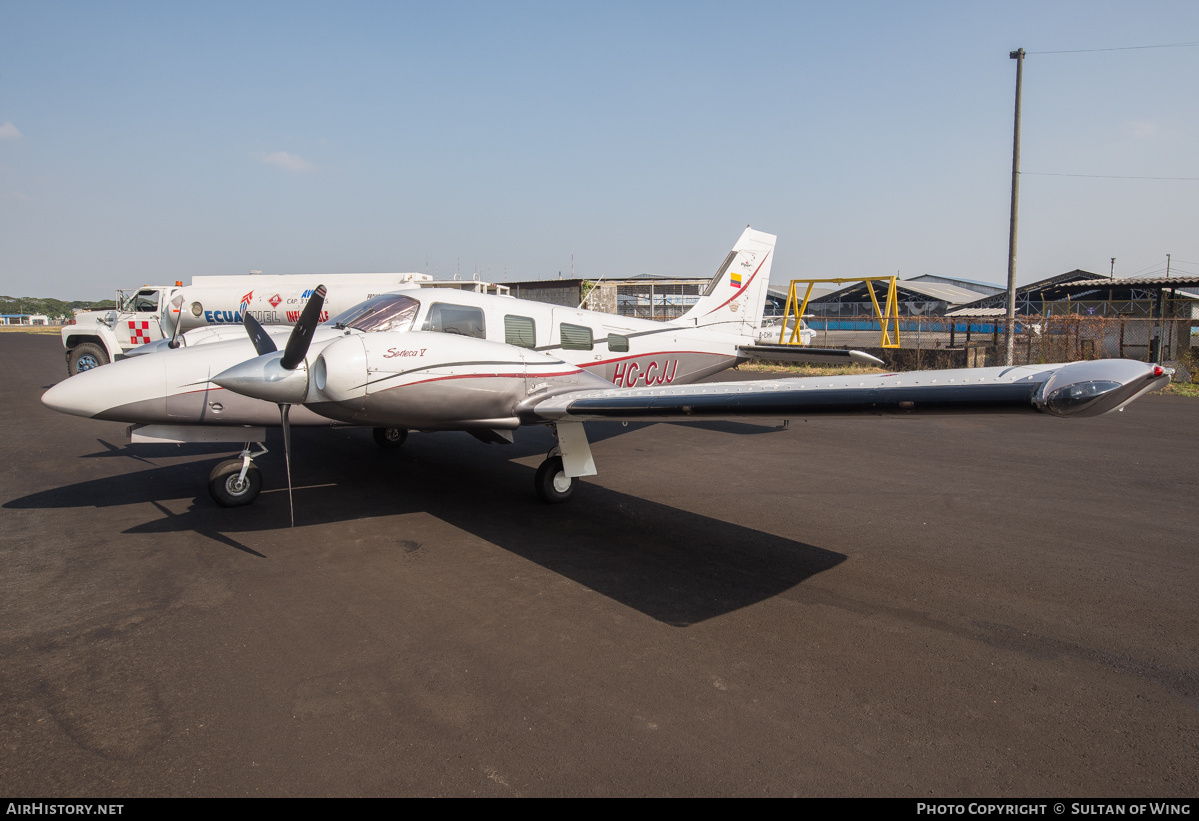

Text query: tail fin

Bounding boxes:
[679,226,776,336]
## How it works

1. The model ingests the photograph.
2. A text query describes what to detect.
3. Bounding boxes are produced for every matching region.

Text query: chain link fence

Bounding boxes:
[798,315,1197,380]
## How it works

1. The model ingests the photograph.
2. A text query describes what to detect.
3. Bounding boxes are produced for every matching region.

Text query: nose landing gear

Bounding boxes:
[208,443,268,507]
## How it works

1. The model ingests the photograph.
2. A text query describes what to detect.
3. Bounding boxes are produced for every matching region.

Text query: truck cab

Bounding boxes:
[62,287,175,375]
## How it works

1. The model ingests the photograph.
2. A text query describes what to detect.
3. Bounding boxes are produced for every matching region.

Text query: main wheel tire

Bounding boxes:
[535,456,577,504]
[67,342,109,376]
[372,427,408,449]
[208,459,263,507]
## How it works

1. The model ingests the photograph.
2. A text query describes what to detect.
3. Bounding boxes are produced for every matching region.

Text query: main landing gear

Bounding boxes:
[208,443,267,507]
[535,455,576,503]
[534,422,596,504]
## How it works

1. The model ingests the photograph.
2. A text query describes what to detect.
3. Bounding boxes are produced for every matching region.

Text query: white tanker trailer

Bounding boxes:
[62,272,445,375]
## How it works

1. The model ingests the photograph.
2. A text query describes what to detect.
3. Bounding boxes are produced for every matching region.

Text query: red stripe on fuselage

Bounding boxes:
[393,369,583,389]
[587,350,729,368]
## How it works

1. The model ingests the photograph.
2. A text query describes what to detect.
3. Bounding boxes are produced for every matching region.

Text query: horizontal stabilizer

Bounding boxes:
[738,344,885,367]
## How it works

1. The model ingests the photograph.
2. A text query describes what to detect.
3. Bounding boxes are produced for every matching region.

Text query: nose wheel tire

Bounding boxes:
[372,427,409,449]
[67,342,109,376]
[535,455,577,504]
[208,459,263,507]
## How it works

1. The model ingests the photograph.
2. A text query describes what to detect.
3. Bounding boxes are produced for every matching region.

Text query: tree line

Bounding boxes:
[0,295,116,318]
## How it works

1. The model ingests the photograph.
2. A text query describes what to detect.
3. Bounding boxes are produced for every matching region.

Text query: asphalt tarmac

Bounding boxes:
[1,333,1196,797]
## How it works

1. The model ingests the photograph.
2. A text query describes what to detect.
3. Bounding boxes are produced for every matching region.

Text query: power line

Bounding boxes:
[1125,260,1168,277]
[1022,172,1199,181]
[1027,41,1199,55]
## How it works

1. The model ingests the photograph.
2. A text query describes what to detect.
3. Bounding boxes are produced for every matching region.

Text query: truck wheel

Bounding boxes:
[67,342,109,376]
[208,459,262,507]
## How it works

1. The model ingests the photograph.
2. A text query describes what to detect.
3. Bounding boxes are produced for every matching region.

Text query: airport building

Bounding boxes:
[803,275,1004,318]
[506,275,711,321]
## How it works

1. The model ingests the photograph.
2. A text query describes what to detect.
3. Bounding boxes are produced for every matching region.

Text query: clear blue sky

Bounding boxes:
[2,1,1197,299]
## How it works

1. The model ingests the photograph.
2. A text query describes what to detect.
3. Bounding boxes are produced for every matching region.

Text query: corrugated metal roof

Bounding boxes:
[898,281,987,303]
[813,279,983,305]
[945,307,1008,317]
[952,270,1103,310]
[627,274,709,281]
[766,286,834,299]
[908,274,1005,292]
[1065,276,1199,288]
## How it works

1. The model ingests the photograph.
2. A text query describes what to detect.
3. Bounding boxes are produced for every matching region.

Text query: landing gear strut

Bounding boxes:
[208,443,267,507]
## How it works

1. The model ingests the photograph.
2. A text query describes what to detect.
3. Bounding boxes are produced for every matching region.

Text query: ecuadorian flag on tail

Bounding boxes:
[730,271,742,288]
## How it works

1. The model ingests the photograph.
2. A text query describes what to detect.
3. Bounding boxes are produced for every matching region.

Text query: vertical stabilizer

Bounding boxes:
[679,226,776,336]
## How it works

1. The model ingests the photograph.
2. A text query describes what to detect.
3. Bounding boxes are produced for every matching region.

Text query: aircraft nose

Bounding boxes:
[42,370,110,418]
[41,356,165,420]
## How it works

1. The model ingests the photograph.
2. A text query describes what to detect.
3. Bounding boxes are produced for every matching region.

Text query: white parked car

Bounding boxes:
[755,317,815,346]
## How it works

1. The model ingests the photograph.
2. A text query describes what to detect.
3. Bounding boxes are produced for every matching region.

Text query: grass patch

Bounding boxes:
[0,325,62,335]
[1155,381,1199,397]
[739,361,889,377]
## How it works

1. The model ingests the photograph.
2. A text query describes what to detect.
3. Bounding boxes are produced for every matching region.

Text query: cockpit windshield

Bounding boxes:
[326,294,421,333]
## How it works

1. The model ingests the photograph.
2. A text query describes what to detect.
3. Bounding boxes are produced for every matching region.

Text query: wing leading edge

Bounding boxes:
[528,360,1170,423]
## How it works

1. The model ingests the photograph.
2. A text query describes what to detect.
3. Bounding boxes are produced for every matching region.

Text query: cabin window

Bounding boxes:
[607,334,629,352]
[560,323,593,351]
[424,303,486,339]
[505,315,536,348]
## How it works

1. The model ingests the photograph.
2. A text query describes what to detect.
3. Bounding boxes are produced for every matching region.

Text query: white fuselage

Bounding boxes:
[43,288,755,430]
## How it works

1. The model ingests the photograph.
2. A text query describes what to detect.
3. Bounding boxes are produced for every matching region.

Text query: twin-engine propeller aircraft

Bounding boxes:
[42,228,1171,524]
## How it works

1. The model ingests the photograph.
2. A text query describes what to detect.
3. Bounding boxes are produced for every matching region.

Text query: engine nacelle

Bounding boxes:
[304,331,602,428]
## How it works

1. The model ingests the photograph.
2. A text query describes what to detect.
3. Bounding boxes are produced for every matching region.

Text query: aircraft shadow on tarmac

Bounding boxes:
[5,422,845,626]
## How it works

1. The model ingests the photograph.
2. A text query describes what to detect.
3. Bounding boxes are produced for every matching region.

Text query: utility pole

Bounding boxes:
[1110,258,1115,278]
[1004,48,1025,366]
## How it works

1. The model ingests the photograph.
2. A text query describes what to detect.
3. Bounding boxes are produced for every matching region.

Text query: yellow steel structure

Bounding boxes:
[778,276,901,348]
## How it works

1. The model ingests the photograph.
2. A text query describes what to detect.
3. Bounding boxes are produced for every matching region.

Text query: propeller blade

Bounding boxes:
[243,311,278,356]
[167,294,185,349]
[281,284,327,370]
[281,403,294,528]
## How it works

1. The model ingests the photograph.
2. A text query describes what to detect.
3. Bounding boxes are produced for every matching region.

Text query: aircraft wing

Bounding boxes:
[528,360,1170,422]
